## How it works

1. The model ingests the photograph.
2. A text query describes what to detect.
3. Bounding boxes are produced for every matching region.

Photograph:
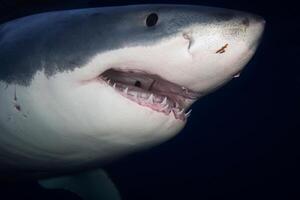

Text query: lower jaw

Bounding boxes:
[115,88,192,121]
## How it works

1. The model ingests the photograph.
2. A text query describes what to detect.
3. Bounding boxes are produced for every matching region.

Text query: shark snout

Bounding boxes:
[245,14,265,50]
[178,11,265,56]
[225,12,265,51]
[169,11,265,93]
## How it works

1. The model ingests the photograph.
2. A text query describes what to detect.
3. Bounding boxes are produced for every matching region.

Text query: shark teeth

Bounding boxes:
[123,87,128,94]
[133,92,138,99]
[161,104,169,111]
[172,108,186,118]
[147,94,154,104]
[101,73,194,121]
[177,108,185,115]
[185,110,192,118]
[161,97,167,106]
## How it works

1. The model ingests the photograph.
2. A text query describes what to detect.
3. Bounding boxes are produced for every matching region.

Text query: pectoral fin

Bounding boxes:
[39,169,121,200]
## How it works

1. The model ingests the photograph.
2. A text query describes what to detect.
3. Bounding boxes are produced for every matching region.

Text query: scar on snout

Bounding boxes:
[14,104,21,112]
[216,43,229,54]
[183,32,193,50]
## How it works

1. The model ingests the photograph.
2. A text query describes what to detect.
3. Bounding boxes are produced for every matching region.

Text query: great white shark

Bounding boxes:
[0,4,265,199]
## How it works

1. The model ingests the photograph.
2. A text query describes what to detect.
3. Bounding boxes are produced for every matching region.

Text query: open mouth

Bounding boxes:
[99,69,200,121]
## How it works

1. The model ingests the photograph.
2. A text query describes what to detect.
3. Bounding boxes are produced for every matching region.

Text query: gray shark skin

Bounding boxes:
[0,5,265,179]
[0,5,263,85]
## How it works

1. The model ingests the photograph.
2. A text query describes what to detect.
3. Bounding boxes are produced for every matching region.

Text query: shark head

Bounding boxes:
[0,5,264,171]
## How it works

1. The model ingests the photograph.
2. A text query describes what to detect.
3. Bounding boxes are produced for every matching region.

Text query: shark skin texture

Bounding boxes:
[0,4,265,200]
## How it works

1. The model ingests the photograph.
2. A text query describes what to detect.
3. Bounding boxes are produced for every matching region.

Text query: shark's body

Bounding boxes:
[0,5,264,178]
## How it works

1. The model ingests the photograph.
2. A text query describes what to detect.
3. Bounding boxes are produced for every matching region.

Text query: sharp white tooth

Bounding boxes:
[185,110,192,118]
[178,108,185,115]
[124,87,128,94]
[161,97,167,105]
[172,109,178,118]
[162,104,169,110]
[175,102,180,108]
[107,79,111,84]
[113,83,116,88]
[133,92,138,99]
[147,94,154,104]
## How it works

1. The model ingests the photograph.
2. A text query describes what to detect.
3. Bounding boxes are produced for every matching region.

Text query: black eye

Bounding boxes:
[146,13,158,27]
[135,81,142,87]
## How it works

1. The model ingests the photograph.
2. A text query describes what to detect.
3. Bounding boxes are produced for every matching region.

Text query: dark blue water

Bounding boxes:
[0,0,299,199]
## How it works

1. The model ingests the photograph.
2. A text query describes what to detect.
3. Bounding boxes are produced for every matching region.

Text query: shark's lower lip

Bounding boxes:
[99,69,198,120]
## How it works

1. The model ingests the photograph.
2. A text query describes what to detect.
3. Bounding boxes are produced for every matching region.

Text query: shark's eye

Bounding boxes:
[146,13,158,27]
[135,80,142,87]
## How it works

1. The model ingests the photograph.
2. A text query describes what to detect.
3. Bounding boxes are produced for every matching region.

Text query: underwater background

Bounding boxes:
[0,0,299,199]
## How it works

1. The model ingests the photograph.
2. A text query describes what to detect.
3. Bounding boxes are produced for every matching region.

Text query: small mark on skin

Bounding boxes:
[14,86,17,102]
[14,104,21,112]
[216,43,229,54]
[242,18,250,27]
[240,18,250,32]
[13,86,22,112]
[183,32,194,51]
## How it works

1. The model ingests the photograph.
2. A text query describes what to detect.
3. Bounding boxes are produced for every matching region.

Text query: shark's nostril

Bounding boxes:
[241,18,250,27]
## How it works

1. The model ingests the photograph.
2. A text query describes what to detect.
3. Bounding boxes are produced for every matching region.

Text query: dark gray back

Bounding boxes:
[0,5,243,85]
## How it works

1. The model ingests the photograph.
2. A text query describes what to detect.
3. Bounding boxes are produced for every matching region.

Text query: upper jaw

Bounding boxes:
[99,69,199,121]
